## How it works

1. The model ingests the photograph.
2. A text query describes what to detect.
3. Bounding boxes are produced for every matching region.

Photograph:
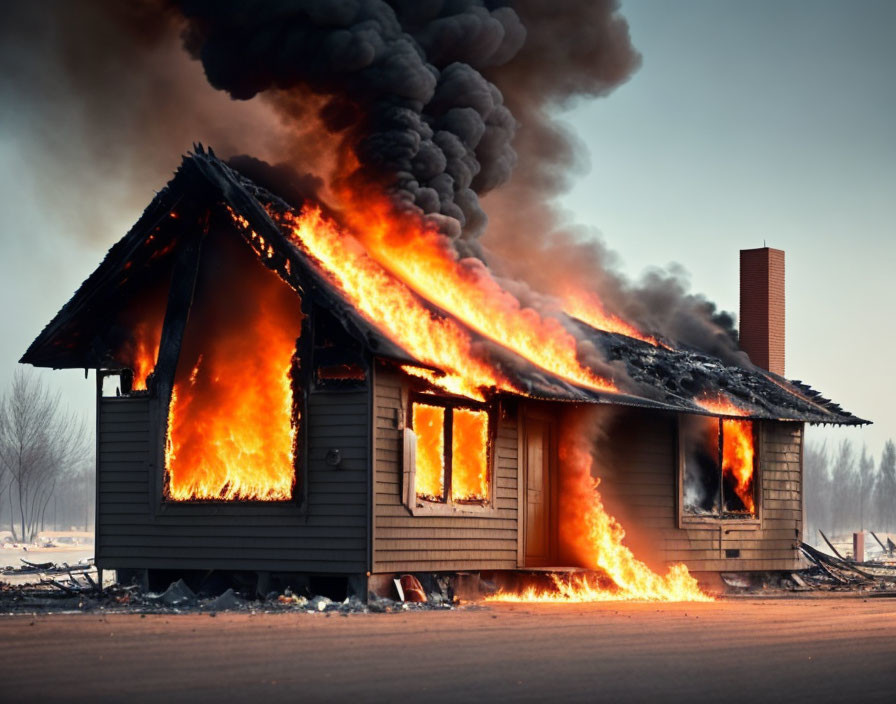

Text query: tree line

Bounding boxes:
[804,437,896,540]
[0,370,93,543]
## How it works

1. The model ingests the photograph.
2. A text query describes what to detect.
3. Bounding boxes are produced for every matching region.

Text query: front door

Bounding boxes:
[523,416,554,566]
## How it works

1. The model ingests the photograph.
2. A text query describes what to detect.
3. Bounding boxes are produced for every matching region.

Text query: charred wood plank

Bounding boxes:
[799,546,848,584]
[21,559,55,570]
[801,542,876,580]
[41,578,80,595]
[153,219,205,409]
[818,529,846,560]
[81,569,100,592]
[871,531,888,552]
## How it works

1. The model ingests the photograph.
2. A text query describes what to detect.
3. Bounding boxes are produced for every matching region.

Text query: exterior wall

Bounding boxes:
[96,387,370,574]
[740,247,786,376]
[597,409,804,572]
[371,366,518,573]
[97,372,804,576]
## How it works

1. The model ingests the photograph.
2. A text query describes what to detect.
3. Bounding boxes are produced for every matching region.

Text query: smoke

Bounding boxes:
[168,0,528,243]
[473,0,744,358]
[0,1,293,241]
[2,0,744,363]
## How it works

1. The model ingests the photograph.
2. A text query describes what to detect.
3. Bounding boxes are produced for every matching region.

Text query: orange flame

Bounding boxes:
[695,395,756,513]
[272,207,523,400]
[412,403,445,500]
[721,419,755,513]
[562,291,662,347]
[491,414,711,602]
[164,233,303,501]
[130,320,162,390]
[115,277,167,391]
[451,407,489,502]
[331,196,617,395]
[695,395,750,417]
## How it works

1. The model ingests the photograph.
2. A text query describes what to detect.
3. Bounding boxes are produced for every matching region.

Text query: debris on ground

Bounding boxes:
[0,564,458,615]
[397,574,427,603]
[717,543,896,597]
[1,557,95,576]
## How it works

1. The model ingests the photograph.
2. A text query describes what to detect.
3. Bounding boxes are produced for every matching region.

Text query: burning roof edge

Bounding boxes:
[579,322,868,426]
[20,148,869,426]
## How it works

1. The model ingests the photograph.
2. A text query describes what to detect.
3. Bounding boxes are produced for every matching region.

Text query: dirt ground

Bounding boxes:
[0,597,894,703]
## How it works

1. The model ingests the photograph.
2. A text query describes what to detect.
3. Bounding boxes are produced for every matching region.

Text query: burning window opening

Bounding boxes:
[410,398,491,505]
[451,407,490,503]
[163,226,304,502]
[412,403,445,502]
[682,415,757,518]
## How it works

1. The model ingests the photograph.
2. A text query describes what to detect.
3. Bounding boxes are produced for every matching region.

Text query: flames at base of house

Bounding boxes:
[491,413,712,603]
[488,568,712,603]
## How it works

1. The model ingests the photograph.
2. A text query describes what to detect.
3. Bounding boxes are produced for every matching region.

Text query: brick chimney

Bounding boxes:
[739,247,785,376]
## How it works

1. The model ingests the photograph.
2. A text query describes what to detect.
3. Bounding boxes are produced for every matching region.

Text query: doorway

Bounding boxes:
[522,414,556,566]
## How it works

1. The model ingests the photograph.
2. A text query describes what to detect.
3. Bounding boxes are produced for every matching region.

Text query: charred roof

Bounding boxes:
[21,148,867,426]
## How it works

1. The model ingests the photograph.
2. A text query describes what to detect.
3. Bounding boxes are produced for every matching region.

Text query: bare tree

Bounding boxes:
[0,369,89,542]
[804,440,830,540]
[830,440,857,534]
[857,445,876,530]
[877,441,896,533]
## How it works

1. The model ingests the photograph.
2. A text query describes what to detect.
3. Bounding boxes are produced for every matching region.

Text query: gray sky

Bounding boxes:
[558,0,895,457]
[1,1,893,460]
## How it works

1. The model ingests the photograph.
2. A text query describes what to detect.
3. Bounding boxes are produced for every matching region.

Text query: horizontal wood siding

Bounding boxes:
[372,368,518,572]
[96,390,369,573]
[597,409,804,572]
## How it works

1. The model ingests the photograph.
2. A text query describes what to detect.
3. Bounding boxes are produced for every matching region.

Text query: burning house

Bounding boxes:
[21,149,865,600]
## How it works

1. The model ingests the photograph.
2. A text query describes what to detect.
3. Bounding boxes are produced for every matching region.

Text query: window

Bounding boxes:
[163,228,304,502]
[681,415,758,520]
[408,396,492,507]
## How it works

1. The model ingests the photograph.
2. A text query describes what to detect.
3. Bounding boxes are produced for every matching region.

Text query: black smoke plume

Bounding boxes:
[1,0,746,364]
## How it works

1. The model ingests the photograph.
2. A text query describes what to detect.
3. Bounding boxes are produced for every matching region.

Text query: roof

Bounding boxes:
[21,148,867,426]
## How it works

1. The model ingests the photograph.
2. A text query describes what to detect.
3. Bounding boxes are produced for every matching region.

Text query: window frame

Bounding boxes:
[403,392,498,516]
[677,415,762,530]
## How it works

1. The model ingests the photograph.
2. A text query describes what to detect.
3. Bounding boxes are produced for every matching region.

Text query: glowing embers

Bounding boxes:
[411,400,490,505]
[164,229,303,502]
[682,415,756,517]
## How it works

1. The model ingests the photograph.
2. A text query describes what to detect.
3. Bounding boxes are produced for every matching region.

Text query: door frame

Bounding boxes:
[517,403,559,567]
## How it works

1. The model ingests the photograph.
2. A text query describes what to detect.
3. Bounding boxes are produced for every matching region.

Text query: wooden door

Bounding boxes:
[524,417,552,566]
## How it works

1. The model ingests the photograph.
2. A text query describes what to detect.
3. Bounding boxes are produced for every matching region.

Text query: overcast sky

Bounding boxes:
[0,1,893,461]
[559,0,895,458]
